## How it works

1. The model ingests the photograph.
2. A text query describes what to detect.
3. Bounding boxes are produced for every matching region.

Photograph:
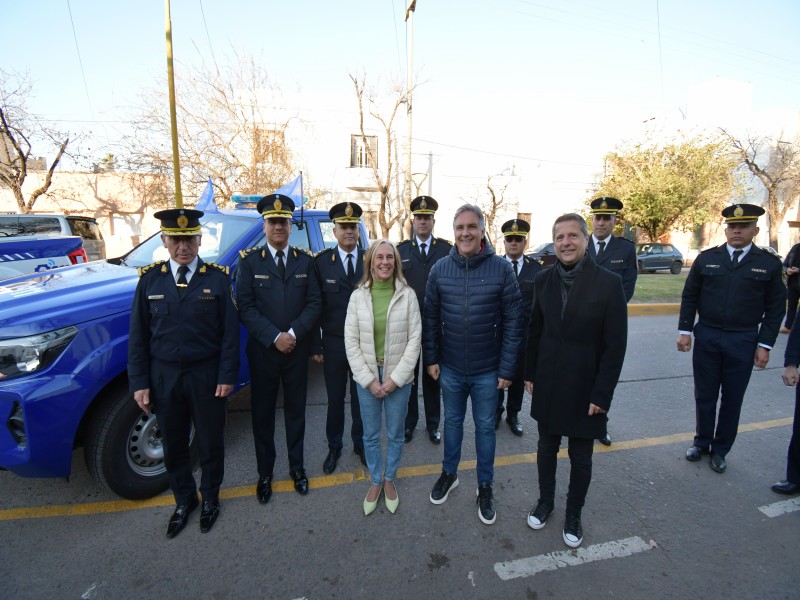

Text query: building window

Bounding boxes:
[351,135,377,168]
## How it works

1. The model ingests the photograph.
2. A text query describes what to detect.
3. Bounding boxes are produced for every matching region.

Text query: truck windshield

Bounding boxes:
[120,214,257,268]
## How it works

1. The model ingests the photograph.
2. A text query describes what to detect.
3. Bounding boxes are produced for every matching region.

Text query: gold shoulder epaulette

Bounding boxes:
[201,262,230,275]
[238,246,260,259]
[137,260,166,277]
[436,237,453,246]
[397,239,411,246]
[314,246,334,258]
[293,247,312,257]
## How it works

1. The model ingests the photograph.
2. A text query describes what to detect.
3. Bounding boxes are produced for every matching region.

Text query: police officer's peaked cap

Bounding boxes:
[590,197,624,215]
[329,201,363,223]
[153,208,203,236]
[500,218,530,238]
[257,194,295,219]
[410,196,438,215]
[722,203,765,223]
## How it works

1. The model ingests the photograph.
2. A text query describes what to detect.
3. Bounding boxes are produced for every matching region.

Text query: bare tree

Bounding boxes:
[350,72,408,238]
[121,52,297,207]
[0,70,70,213]
[721,129,800,248]
[469,167,516,246]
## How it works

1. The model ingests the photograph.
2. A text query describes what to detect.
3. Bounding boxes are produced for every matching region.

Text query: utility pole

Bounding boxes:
[405,0,417,208]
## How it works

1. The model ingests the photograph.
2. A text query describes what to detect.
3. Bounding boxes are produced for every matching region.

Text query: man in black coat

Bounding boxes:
[398,196,452,444]
[312,202,366,474]
[524,213,627,549]
[586,196,637,446]
[678,203,786,474]
[780,242,800,333]
[496,218,541,436]
[129,208,239,538]
[237,194,322,502]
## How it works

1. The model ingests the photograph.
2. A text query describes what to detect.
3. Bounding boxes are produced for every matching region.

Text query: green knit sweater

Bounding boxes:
[371,279,394,361]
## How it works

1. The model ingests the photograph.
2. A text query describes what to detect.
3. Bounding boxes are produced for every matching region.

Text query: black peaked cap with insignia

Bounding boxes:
[257,193,295,219]
[410,195,438,215]
[153,208,204,236]
[329,201,363,223]
[590,196,624,215]
[501,218,530,238]
[721,203,765,223]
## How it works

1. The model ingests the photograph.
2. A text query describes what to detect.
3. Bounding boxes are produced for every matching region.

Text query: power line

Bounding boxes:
[66,0,93,120]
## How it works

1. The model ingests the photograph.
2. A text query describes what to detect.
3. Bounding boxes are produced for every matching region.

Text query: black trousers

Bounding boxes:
[248,338,309,478]
[786,386,800,484]
[322,337,362,452]
[151,357,226,505]
[536,423,594,513]
[692,323,756,457]
[785,288,800,328]
[497,378,524,416]
[406,354,441,432]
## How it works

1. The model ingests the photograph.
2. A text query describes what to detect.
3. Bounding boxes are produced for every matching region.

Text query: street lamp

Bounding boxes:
[405,0,417,208]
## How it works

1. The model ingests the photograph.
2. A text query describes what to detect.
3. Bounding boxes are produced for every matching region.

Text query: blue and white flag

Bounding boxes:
[274,174,305,205]
[195,177,218,213]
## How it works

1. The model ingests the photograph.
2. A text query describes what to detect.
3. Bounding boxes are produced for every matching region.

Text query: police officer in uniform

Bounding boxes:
[128,208,239,538]
[237,194,322,501]
[496,218,541,436]
[398,196,452,444]
[312,202,367,474]
[587,196,637,445]
[678,203,786,473]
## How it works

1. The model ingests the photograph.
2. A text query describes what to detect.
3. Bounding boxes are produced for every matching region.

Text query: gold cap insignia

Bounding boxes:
[511,221,519,232]
[420,198,428,209]
[734,205,744,217]
[274,199,282,211]
[177,214,188,228]
[600,200,608,209]
[345,203,353,217]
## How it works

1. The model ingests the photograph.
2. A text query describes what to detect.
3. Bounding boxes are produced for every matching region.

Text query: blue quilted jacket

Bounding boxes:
[422,240,523,379]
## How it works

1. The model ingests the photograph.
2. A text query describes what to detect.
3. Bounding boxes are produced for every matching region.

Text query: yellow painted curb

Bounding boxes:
[628,303,680,316]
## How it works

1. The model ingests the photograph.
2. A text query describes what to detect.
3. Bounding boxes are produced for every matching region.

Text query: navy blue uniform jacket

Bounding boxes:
[588,235,637,302]
[398,237,452,312]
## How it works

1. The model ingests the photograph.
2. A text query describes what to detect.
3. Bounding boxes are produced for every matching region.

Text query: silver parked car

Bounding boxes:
[0,213,106,261]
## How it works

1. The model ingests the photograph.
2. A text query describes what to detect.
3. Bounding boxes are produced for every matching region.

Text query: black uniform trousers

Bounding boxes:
[497,377,524,416]
[692,322,757,456]
[406,356,441,432]
[785,286,800,329]
[151,356,226,505]
[323,336,363,452]
[248,338,310,477]
[785,386,800,484]
[536,423,594,513]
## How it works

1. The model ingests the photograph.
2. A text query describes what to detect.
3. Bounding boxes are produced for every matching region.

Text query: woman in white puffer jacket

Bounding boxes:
[344,239,422,515]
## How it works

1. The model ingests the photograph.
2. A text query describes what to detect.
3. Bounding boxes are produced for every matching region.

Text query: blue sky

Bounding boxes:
[4,0,800,225]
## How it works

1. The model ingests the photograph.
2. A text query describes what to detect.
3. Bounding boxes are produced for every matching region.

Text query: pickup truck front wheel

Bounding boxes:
[85,385,194,500]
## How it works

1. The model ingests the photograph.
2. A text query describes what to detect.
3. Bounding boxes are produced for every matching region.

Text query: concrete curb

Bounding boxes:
[628,303,680,317]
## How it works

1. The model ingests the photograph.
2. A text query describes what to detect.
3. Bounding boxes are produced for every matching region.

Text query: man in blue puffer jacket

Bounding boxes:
[423,204,523,525]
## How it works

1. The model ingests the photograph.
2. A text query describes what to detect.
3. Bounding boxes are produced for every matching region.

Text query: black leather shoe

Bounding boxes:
[506,414,523,436]
[494,411,502,430]
[710,453,727,473]
[771,480,800,495]
[166,494,199,539]
[404,428,413,443]
[685,445,707,462]
[599,433,611,446]
[290,468,309,494]
[256,476,272,504]
[353,446,367,466]
[428,429,442,444]
[323,448,342,474]
[199,499,220,533]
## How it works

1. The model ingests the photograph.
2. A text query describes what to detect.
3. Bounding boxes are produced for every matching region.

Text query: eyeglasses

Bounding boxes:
[505,235,525,243]
[594,215,613,221]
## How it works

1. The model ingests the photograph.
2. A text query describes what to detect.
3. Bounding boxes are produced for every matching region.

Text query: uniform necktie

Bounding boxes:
[276,249,286,279]
[420,242,427,260]
[513,259,519,276]
[732,249,743,267]
[597,240,606,260]
[347,252,355,281]
[176,265,189,298]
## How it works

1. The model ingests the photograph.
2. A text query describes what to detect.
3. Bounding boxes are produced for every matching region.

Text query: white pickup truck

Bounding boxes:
[0,235,88,280]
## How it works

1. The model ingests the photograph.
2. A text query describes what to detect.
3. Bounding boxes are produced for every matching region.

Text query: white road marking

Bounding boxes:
[758,497,800,518]
[494,536,655,580]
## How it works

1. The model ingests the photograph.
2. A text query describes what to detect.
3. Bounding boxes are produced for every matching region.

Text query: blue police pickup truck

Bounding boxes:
[0,207,368,499]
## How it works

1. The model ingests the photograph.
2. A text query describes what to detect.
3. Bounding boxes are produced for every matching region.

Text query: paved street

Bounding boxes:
[1,315,798,600]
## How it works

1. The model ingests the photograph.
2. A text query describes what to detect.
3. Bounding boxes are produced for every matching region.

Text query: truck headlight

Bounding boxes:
[0,326,79,379]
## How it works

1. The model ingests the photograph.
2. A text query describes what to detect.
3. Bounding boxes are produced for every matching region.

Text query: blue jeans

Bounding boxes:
[357,367,411,485]
[440,365,498,485]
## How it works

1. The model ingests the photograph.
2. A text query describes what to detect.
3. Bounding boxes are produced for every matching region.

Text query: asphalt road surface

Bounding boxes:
[1,315,798,600]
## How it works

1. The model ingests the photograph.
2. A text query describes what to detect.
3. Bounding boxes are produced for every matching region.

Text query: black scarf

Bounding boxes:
[555,254,589,318]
